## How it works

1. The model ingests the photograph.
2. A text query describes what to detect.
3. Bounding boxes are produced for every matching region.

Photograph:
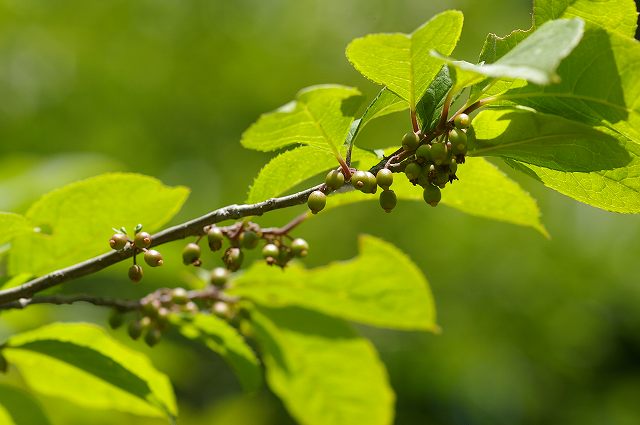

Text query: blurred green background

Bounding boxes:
[1,0,640,424]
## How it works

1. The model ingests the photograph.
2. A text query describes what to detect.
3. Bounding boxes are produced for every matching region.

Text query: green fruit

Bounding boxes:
[240,230,260,249]
[223,247,244,271]
[134,232,152,249]
[450,129,468,156]
[415,144,432,162]
[434,169,449,187]
[155,307,170,328]
[350,170,368,190]
[128,265,143,283]
[307,190,326,214]
[108,310,124,329]
[449,161,458,175]
[128,316,150,340]
[325,170,345,190]
[454,113,471,129]
[207,226,224,251]
[144,327,162,347]
[430,142,448,165]
[379,190,397,213]
[171,287,189,304]
[361,171,377,194]
[376,168,393,189]
[290,238,309,257]
[401,131,420,152]
[144,249,164,267]
[212,301,230,317]
[109,233,129,250]
[182,243,201,266]
[404,162,421,180]
[423,185,441,207]
[262,243,280,258]
[416,168,432,187]
[210,267,229,287]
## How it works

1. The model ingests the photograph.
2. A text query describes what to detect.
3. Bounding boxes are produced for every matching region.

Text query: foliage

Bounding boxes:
[0,1,638,424]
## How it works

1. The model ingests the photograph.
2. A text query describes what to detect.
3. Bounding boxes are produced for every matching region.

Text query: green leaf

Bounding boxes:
[0,212,30,246]
[248,306,394,425]
[0,384,52,425]
[323,157,547,236]
[469,108,632,171]
[240,85,362,160]
[440,19,584,86]
[230,234,436,331]
[346,10,463,108]
[534,0,638,38]
[8,173,189,276]
[172,314,261,392]
[415,66,453,131]
[245,146,378,204]
[3,322,177,419]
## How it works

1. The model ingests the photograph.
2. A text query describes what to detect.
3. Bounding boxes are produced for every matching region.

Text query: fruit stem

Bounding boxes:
[411,109,419,133]
[336,155,352,180]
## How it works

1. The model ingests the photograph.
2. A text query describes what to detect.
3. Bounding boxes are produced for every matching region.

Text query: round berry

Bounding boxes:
[109,233,129,251]
[450,128,468,156]
[128,265,143,283]
[404,162,421,181]
[307,190,326,214]
[134,232,152,249]
[108,310,124,329]
[361,171,377,194]
[430,142,448,165]
[128,316,150,340]
[240,230,260,249]
[143,249,164,267]
[401,131,420,152]
[379,189,397,213]
[290,238,309,257]
[212,301,230,317]
[207,226,224,252]
[182,243,201,266]
[262,243,280,259]
[423,184,442,207]
[416,168,432,187]
[350,170,368,190]
[144,327,162,347]
[210,267,229,287]
[171,287,189,305]
[376,168,393,190]
[454,113,471,129]
[325,170,345,190]
[223,247,244,272]
[415,144,432,162]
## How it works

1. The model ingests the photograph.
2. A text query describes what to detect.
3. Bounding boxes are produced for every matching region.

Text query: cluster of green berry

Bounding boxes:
[108,224,164,283]
[182,222,310,271]
[401,113,470,207]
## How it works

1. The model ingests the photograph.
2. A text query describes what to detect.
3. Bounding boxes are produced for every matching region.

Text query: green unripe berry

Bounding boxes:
[415,144,432,162]
[262,243,280,259]
[361,171,377,194]
[223,247,244,272]
[134,232,152,249]
[401,131,420,152]
[434,169,450,187]
[143,249,164,267]
[210,267,229,287]
[155,307,170,328]
[423,184,441,207]
[240,230,260,249]
[416,168,432,187]
[108,310,125,329]
[450,128,468,156]
[404,162,422,180]
[430,142,448,165]
[207,226,224,251]
[109,233,129,250]
[307,190,326,214]
[350,170,368,190]
[144,327,162,347]
[290,238,309,257]
[128,316,150,340]
[376,168,393,189]
[213,301,230,318]
[128,265,143,283]
[171,287,189,305]
[182,243,201,266]
[379,189,397,213]
[325,170,345,190]
[454,113,471,129]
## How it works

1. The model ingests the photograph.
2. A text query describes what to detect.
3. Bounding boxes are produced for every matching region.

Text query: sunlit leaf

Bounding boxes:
[230,234,436,331]
[0,212,30,246]
[249,306,394,425]
[3,322,177,420]
[8,173,189,276]
[346,10,463,108]
[415,66,453,132]
[173,314,261,392]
